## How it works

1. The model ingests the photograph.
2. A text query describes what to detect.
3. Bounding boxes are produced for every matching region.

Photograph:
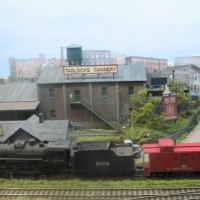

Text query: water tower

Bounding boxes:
[66,43,82,65]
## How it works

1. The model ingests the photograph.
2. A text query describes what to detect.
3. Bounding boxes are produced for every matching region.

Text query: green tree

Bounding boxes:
[130,89,164,130]
[168,80,189,113]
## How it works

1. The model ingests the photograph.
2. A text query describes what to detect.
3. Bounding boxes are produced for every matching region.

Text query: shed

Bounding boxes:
[0,82,39,120]
[0,114,71,143]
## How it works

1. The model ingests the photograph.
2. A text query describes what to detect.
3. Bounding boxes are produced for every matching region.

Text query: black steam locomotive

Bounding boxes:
[0,138,138,177]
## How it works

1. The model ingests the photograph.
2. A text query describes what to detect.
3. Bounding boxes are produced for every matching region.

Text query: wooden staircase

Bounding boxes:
[70,98,117,130]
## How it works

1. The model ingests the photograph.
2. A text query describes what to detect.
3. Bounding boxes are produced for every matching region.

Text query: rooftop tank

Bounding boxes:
[66,43,82,65]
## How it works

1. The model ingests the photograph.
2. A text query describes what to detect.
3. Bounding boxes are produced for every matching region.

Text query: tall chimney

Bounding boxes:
[61,47,64,67]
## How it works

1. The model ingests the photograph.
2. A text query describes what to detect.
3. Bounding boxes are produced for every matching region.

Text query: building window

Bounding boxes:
[128,86,134,96]
[101,87,107,97]
[50,110,56,119]
[49,88,54,98]
[75,90,81,102]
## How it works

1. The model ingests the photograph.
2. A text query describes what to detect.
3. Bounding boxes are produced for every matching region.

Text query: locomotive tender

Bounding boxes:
[74,141,136,175]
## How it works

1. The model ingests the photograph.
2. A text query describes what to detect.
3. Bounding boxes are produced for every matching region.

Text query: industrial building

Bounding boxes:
[37,63,147,129]
[126,56,168,74]
[36,44,147,129]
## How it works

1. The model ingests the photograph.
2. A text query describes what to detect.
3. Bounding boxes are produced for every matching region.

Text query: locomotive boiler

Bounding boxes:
[0,139,75,177]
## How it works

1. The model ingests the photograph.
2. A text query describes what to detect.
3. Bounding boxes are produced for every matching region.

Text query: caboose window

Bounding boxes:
[143,153,149,163]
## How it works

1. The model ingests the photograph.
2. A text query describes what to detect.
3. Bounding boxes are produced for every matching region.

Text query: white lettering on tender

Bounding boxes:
[95,161,110,167]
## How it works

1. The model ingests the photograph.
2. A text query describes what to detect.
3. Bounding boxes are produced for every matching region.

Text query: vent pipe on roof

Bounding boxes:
[0,125,3,136]
[39,113,44,123]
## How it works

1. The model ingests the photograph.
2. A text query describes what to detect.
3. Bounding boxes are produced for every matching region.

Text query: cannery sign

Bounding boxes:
[163,93,177,120]
[63,65,118,75]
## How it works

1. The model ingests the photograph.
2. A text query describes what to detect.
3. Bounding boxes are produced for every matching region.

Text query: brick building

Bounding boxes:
[9,54,61,80]
[37,64,147,129]
[9,50,125,81]
[125,56,168,74]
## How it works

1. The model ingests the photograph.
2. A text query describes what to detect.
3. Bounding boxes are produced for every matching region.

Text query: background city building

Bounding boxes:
[82,50,125,65]
[9,54,61,81]
[152,64,200,99]
[125,56,168,74]
[175,55,200,68]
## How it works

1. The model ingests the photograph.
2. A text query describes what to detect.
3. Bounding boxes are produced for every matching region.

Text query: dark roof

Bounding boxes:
[37,64,147,84]
[0,114,70,143]
[0,102,39,111]
[66,43,82,48]
[0,82,39,111]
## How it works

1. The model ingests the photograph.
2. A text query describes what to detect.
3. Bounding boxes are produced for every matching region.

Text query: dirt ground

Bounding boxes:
[181,122,200,143]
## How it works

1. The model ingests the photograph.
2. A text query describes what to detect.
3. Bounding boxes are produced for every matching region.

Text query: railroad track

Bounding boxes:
[1,187,200,199]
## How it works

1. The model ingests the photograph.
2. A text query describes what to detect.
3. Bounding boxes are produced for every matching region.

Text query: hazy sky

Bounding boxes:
[1,0,200,77]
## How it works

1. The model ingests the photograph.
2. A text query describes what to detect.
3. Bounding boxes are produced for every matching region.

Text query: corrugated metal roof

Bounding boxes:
[0,102,40,111]
[0,114,69,142]
[37,64,147,84]
[0,82,38,102]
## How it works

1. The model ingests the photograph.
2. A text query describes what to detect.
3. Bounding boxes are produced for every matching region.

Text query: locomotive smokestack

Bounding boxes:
[39,113,44,123]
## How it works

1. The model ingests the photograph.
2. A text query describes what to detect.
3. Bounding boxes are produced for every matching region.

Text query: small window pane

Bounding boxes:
[49,88,54,98]
[50,110,56,119]
[102,87,107,97]
[128,86,133,96]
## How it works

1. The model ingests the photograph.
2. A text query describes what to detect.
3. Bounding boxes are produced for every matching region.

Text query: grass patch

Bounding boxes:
[1,178,200,188]
[74,136,121,142]
[164,117,189,135]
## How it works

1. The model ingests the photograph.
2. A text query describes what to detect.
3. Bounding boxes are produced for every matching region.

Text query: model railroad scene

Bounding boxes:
[0,104,200,178]
[1,64,200,200]
[2,134,200,178]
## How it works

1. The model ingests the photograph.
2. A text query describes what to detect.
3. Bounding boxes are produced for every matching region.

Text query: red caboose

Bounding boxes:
[142,138,200,177]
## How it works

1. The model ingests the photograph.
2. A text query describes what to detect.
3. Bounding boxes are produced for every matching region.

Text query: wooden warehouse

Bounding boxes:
[37,64,147,129]
[0,82,39,121]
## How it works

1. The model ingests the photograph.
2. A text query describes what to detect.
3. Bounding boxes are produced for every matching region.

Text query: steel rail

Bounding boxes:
[0,187,200,199]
